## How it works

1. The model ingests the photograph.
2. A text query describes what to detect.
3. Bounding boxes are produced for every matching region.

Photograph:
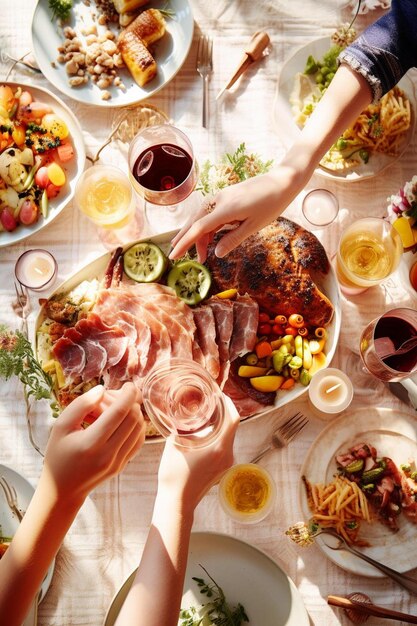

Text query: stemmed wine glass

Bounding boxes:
[128,124,199,236]
[141,358,226,449]
[359,308,417,382]
[335,217,403,295]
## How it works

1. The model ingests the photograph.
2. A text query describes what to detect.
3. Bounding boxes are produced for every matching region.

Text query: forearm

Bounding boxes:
[115,493,194,626]
[0,470,83,626]
[276,64,373,181]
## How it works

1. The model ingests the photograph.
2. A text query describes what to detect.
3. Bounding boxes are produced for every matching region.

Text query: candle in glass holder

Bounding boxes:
[308,367,353,420]
[15,249,57,291]
[302,189,339,227]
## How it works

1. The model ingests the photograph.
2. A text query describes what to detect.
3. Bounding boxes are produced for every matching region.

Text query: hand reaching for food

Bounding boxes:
[42,382,145,504]
[169,167,308,263]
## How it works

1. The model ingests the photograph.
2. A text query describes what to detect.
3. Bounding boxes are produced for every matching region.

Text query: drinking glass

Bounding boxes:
[128,124,199,235]
[359,308,417,382]
[301,188,339,228]
[141,358,226,448]
[336,217,403,295]
[74,164,143,248]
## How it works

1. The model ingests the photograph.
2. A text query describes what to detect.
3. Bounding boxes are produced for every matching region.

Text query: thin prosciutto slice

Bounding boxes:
[229,294,259,361]
[205,297,234,388]
[53,313,128,383]
[192,306,220,380]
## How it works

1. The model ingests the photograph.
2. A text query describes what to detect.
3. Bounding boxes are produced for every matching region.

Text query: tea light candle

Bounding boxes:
[302,189,339,227]
[308,367,353,420]
[15,249,57,292]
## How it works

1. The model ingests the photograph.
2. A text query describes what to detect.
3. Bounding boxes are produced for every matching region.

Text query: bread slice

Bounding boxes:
[112,0,149,14]
[118,30,157,87]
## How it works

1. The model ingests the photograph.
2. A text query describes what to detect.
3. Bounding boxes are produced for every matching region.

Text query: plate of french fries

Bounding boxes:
[275,37,416,181]
[299,407,417,577]
[31,0,193,107]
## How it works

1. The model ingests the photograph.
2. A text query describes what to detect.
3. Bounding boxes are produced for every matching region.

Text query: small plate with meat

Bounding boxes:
[34,218,340,440]
[300,407,417,576]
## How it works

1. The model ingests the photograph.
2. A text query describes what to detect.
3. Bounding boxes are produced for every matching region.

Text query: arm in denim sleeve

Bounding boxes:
[338,0,417,102]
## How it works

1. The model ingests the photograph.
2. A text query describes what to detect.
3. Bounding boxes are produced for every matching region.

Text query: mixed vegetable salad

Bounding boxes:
[0,84,75,234]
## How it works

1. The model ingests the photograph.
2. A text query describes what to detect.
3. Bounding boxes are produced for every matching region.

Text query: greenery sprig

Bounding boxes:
[48,0,73,21]
[198,143,273,196]
[0,325,58,414]
[179,564,249,626]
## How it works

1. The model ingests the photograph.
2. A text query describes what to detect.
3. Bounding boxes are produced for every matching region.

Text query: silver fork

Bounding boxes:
[13,281,31,338]
[313,527,417,595]
[250,411,308,463]
[0,476,24,522]
[196,35,213,128]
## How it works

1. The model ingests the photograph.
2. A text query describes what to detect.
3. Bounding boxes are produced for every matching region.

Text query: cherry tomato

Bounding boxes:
[35,166,50,189]
[272,324,285,335]
[284,326,298,337]
[0,207,17,231]
[46,182,61,199]
[258,323,272,335]
[258,312,270,323]
[19,199,39,225]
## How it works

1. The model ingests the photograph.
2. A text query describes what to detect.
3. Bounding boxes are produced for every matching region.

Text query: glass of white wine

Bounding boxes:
[336,217,403,295]
[74,164,142,247]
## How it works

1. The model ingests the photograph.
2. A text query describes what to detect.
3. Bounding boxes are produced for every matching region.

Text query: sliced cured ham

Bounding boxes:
[192,306,220,380]
[205,297,234,387]
[53,312,129,383]
[229,294,259,362]
[52,337,86,383]
[223,374,267,418]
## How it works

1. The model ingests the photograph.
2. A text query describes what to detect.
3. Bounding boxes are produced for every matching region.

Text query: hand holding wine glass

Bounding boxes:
[142,358,228,449]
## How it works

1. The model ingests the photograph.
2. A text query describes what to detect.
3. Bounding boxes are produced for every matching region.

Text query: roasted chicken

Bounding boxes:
[206,217,334,327]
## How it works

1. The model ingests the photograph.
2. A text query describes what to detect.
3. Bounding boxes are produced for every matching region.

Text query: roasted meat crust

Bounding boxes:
[206,217,334,327]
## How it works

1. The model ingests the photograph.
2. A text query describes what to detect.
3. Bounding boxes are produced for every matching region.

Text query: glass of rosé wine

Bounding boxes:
[141,358,226,449]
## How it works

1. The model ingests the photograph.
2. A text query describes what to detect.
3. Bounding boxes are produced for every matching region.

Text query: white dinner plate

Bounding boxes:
[34,228,341,441]
[0,81,85,248]
[275,37,416,182]
[103,532,309,626]
[299,407,417,577]
[31,0,194,108]
[0,464,55,601]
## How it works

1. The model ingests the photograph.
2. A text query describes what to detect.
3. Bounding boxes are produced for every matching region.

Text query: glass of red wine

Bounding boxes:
[359,308,417,382]
[142,358,227,449]
[128,124,198,235]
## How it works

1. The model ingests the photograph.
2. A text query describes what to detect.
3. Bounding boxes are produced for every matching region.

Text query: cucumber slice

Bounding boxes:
[167,260,211,305]
[123,242,168,283]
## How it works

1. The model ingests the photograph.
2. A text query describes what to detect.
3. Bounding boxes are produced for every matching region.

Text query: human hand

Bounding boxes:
[169,167,301,263]
[42,383,145,505]
[156,396,240,512]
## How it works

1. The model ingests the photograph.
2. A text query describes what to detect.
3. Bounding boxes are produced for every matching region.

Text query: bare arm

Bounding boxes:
[170,64,372,262]
[114,397,240,626]
[0,384,145,626]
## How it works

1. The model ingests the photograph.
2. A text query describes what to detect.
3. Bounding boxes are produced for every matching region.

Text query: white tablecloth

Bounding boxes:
[1,1,417,624]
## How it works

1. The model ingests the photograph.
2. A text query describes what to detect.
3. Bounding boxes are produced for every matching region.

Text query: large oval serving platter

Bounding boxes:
[275,36,416,182]
[35,231,341,441]
[31,0,194,108]
[0,82,85,248]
